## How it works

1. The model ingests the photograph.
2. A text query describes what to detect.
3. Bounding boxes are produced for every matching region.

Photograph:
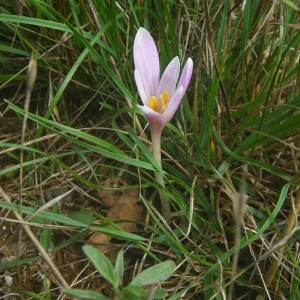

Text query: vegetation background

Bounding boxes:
[0,0,299,299]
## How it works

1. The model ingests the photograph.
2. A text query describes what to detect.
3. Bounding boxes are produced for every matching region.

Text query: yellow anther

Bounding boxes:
[148,96,159,112]
[148,92,169,113]
[160,91,169,105]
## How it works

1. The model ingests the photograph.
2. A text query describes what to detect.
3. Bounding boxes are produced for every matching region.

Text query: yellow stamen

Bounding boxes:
[160,91,169,112]
[148,91,169,113]
[148,96,159,112]
[160,91,169,106]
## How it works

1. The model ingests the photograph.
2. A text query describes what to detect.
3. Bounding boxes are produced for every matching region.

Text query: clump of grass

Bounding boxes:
[0,1,299,299]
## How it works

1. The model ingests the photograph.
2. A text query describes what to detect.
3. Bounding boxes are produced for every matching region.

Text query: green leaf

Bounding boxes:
[130,260,175,287]
[40,228,52,252]
[168,287,191,300]
[0,255,40,271]
[0,201,87,227]
[61,288,110,300]
[114,250,124,288]
[282,0,300,11]
[118,286,147,299]
[7,101,155,171]
[119,285,166,299]
[127,127,161,172]
[69,211,95,225]
[0,157,48,177]
[92,225,146,242]
[82,245,117,290]
[151,288,167,299]
[209,182,291,273]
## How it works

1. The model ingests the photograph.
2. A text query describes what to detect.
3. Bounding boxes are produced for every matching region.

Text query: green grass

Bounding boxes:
[0,1,299,299]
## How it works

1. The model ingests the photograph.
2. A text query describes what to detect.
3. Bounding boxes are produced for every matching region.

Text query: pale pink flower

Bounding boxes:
[133,27,193,133]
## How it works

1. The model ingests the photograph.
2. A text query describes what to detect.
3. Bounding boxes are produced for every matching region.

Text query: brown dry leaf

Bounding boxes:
[100,178,125,207]
[100,179,143,229]
[122,188,140,203]
[87,232,112,254]
[106,189,143,232]
[100,189,118,207]
[89,184,144,254]
[107,203,143,232]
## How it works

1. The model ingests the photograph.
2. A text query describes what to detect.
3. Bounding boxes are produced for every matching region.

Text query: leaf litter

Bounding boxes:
[87,178,144,255]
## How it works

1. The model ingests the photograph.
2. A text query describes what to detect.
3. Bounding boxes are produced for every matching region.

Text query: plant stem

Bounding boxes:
[151,128,171,223]
[265,189,300,287]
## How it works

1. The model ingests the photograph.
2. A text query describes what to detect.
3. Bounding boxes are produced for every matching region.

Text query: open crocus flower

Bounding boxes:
[134,27,193,134]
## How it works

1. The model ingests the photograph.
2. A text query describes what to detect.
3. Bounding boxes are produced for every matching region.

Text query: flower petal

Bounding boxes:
[177,58,193,94]
[134,69,147,104]
[158,56,180,97]
[134,28,160,97]
[137,105,165,132]
[162,86,184,125]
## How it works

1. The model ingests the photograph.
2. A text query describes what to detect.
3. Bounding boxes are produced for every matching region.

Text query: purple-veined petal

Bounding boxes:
[137,105,165,132]
[158,56,180,97]
[134,69,147,104]
[162,86,184,126]
[134,28,160,97]
[177,58,193,94]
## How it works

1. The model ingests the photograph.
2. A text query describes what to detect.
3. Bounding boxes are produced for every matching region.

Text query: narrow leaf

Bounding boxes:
[61,288,110,300]
[114,250,124,288]
[130,260,175,287]
[82,245,117,289]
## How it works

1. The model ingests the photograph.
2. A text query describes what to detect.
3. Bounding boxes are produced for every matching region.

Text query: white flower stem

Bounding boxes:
[151,128,171,223]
